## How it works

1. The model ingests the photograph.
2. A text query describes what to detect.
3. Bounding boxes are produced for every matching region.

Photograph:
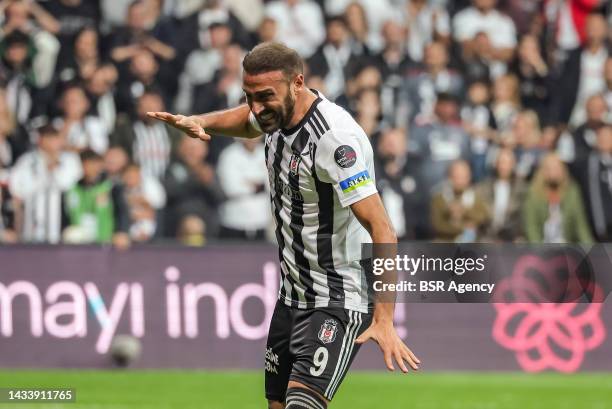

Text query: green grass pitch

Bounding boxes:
[1,370,611,409]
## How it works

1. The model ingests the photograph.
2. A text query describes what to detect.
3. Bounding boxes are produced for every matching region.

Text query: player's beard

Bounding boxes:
[256,91,295,133]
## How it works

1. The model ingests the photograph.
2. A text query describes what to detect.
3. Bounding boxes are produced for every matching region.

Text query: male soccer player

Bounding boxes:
[148,42,420,409]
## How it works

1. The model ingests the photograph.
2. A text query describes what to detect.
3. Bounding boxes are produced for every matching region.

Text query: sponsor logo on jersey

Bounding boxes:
[269,168,304,202]
[289,154,301,176]
[318,319,338,344]
[265,347,280,374]
[334,145,357,168]
[339,170,372,193]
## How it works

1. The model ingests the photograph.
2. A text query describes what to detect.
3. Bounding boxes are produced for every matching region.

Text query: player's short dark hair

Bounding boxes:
[242,42,303,81]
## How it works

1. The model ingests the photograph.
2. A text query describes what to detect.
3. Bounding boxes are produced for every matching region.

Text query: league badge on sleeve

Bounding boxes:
[318,319,338,344]
[334,145,357,168]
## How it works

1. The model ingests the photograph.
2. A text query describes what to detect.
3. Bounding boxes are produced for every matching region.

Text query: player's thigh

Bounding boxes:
[289,308,372,401]
[265,301,294,402]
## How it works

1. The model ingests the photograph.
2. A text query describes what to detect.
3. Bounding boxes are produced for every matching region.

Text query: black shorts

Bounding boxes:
[264,300,372,402]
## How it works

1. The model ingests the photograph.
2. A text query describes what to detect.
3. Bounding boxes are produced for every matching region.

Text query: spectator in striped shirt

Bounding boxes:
[112,89,181,179]
[9,123,82,243]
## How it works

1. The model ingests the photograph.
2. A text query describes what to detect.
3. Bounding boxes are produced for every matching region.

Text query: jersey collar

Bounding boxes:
[281,89,322,136]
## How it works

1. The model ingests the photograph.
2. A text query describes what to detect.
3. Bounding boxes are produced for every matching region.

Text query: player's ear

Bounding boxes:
[293,74,305,93]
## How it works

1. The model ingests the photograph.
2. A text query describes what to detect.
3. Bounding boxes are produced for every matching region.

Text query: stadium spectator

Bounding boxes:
[452,0,517,64]
[122,162,165,242]
[375,127,427,240]
[176,213,206,246]
[523,152,593,243]
[40,0,100,63]
[336,63,381,116]
[477,148,527,242]
[307,16,366,101]
[104,146,129,183]
[115,48,169,116]
[175,21,233,114]
[552,13,609,127]
[354,87,384,139]
[492,73,521,132]
[430,159,489,242]
[0,0,60,39]
[403,0,450,63]
[569,94,608,167]
[84,65,119,133]
[55,26,103,86]
[410,93,471,198]
[177,0,252,55]
[62,149,130,245]
[254,16,277,45]
[192,43,244,161]
[372,19,412,124]
[110,0,176,64]
[265,0,325,58]
[573,124,612,241]
[502,110,545,180]
[9,123,82,243]
[54,84,109,155]
[163,136,223,238]
[343,2,370,54]
[192,44,244,110]
[224,0,264,32]
[0,90,17,242]
[461,80,497,182]
[0,87,28,167]
[373,19,408,80]
[0,180,16,243]
[112,90,180,179]
[324,0,396,52]
[0,0,60,91]
[0,29,58,125]
[400,41,463,126]
[216,137,269,241]
[459,31,498,83]
[510,34,553,125]
[538,0,605,64]
[99,0,133,32]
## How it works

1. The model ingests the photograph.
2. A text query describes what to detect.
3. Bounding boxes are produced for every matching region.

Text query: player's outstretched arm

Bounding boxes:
[351,194,421,373]
[147,104,262,141]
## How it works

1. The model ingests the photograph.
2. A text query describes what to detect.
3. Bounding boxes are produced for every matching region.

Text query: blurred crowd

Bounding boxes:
[0,0,611,247]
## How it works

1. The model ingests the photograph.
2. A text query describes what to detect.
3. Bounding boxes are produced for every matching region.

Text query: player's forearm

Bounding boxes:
[193,104,262,139]
[369,218,398,324]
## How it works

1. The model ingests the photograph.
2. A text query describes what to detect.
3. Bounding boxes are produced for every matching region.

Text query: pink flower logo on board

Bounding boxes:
[491,254,606,373]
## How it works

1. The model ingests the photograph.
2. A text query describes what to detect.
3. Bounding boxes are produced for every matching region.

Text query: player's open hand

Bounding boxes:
[146,112,210,141]
[355,319,420,373]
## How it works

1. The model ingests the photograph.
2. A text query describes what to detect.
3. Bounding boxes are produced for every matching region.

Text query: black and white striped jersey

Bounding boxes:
[251,91,377,313]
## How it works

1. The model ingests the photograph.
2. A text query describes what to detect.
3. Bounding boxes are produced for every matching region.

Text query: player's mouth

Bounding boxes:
[257,111,277,123]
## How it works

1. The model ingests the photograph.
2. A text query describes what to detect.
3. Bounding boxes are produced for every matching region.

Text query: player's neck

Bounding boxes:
[285,89,319,131]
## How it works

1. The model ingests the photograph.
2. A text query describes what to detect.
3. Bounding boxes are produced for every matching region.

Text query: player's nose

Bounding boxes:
[251,102,265,116]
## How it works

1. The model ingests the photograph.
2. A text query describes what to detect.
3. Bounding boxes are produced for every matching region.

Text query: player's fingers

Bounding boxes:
[146,111,175,122]
[355,329,373,344]
[403,345,421,365]
[394,349,409,373]
[198,130,211,141]
[401,348,419,371]
[383,348,395,371]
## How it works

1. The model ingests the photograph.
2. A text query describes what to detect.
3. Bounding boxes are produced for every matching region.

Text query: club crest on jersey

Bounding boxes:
[289,154,301,176]
[334,145,357,168]
[318,319,338,344]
